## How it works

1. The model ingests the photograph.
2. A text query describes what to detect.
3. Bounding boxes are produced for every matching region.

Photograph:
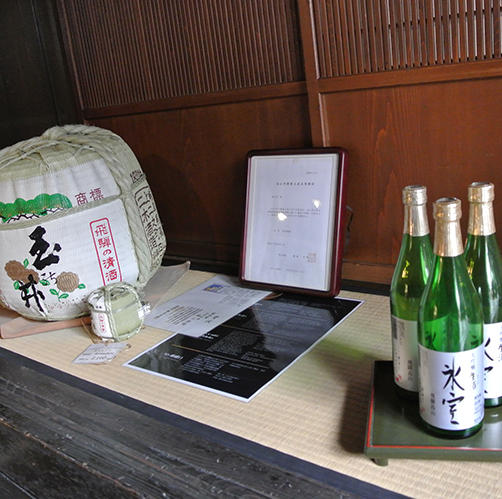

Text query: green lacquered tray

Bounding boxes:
[364,360,502,466]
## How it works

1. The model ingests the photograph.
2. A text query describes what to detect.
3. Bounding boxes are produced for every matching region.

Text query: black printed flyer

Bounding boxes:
[126,294,363,401]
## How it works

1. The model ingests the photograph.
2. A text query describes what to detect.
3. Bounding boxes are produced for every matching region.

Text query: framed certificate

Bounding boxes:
[240,148,348,297]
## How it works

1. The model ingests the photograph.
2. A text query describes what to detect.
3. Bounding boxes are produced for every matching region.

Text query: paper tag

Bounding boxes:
[73,342,128,364]
[418,344,484,430]
[391,315,419,391]
[139,303,151,320]
[484,322,502,398]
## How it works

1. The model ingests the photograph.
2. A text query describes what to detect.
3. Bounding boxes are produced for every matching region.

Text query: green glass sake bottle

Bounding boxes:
[390,185,433,398]
[418,198,484,438]
[464,182,502,408]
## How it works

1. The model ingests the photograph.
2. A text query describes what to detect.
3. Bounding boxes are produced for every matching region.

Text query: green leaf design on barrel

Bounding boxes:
[0,193,73,222]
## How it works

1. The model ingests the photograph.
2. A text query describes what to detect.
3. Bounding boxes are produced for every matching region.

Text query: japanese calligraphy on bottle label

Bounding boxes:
[391,315,418,391]
[483,322,502,399]
[418,344,484,430]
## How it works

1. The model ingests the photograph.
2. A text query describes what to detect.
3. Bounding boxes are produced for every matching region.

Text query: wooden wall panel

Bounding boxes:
[90,94,311,269]
[57,0,310,271]
[55,0,502,282]
[59,0,304,110]
[322,76,502,282]
[311,0,502,77]
[297,0,502,283]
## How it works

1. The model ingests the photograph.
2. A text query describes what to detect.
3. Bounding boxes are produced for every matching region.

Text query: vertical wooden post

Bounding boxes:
[296,0,326,146]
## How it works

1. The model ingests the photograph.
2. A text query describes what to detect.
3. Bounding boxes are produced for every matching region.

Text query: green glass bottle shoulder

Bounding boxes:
[418,255,483,352]
[464,234,502,324]
[390,234,433,320]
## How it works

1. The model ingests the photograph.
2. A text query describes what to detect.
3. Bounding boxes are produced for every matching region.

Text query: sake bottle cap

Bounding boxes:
[433,197,461,222]
[403,185,427,205]
[468,182,494,203]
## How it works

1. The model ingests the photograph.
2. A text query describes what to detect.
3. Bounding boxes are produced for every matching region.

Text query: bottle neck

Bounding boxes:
[468,202,495,236]
[434,220,463,257]
[404,204,429,236]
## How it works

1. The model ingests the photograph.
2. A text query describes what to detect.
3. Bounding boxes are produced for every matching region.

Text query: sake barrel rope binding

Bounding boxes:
[0,125,166,321]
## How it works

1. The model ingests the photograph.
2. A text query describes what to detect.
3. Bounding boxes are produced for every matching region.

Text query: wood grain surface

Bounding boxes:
[0,348,390,498]
[5,0,502,284]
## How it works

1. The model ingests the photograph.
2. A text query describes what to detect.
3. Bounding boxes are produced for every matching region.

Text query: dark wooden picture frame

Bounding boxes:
[240,147,348,297]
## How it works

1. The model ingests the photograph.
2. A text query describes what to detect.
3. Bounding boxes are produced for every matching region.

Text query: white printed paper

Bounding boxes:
[73,342,128,364]
[144,275,271,337]
[243,154,338,291]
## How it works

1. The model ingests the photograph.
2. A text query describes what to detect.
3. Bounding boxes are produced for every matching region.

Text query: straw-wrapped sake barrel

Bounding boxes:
[0,125,166,320]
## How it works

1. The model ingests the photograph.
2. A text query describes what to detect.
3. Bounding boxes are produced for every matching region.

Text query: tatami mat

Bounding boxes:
[0,270,500,498]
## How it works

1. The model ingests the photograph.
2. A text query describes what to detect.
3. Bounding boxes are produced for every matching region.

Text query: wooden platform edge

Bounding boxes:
[0,346,404,498]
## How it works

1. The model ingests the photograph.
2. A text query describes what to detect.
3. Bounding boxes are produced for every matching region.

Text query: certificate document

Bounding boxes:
[242,153,339,291]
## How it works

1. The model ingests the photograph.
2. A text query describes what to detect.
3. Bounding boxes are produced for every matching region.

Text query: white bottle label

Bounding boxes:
[484,322,502,399]
[418,344,484,431]
[391,316,418,391]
